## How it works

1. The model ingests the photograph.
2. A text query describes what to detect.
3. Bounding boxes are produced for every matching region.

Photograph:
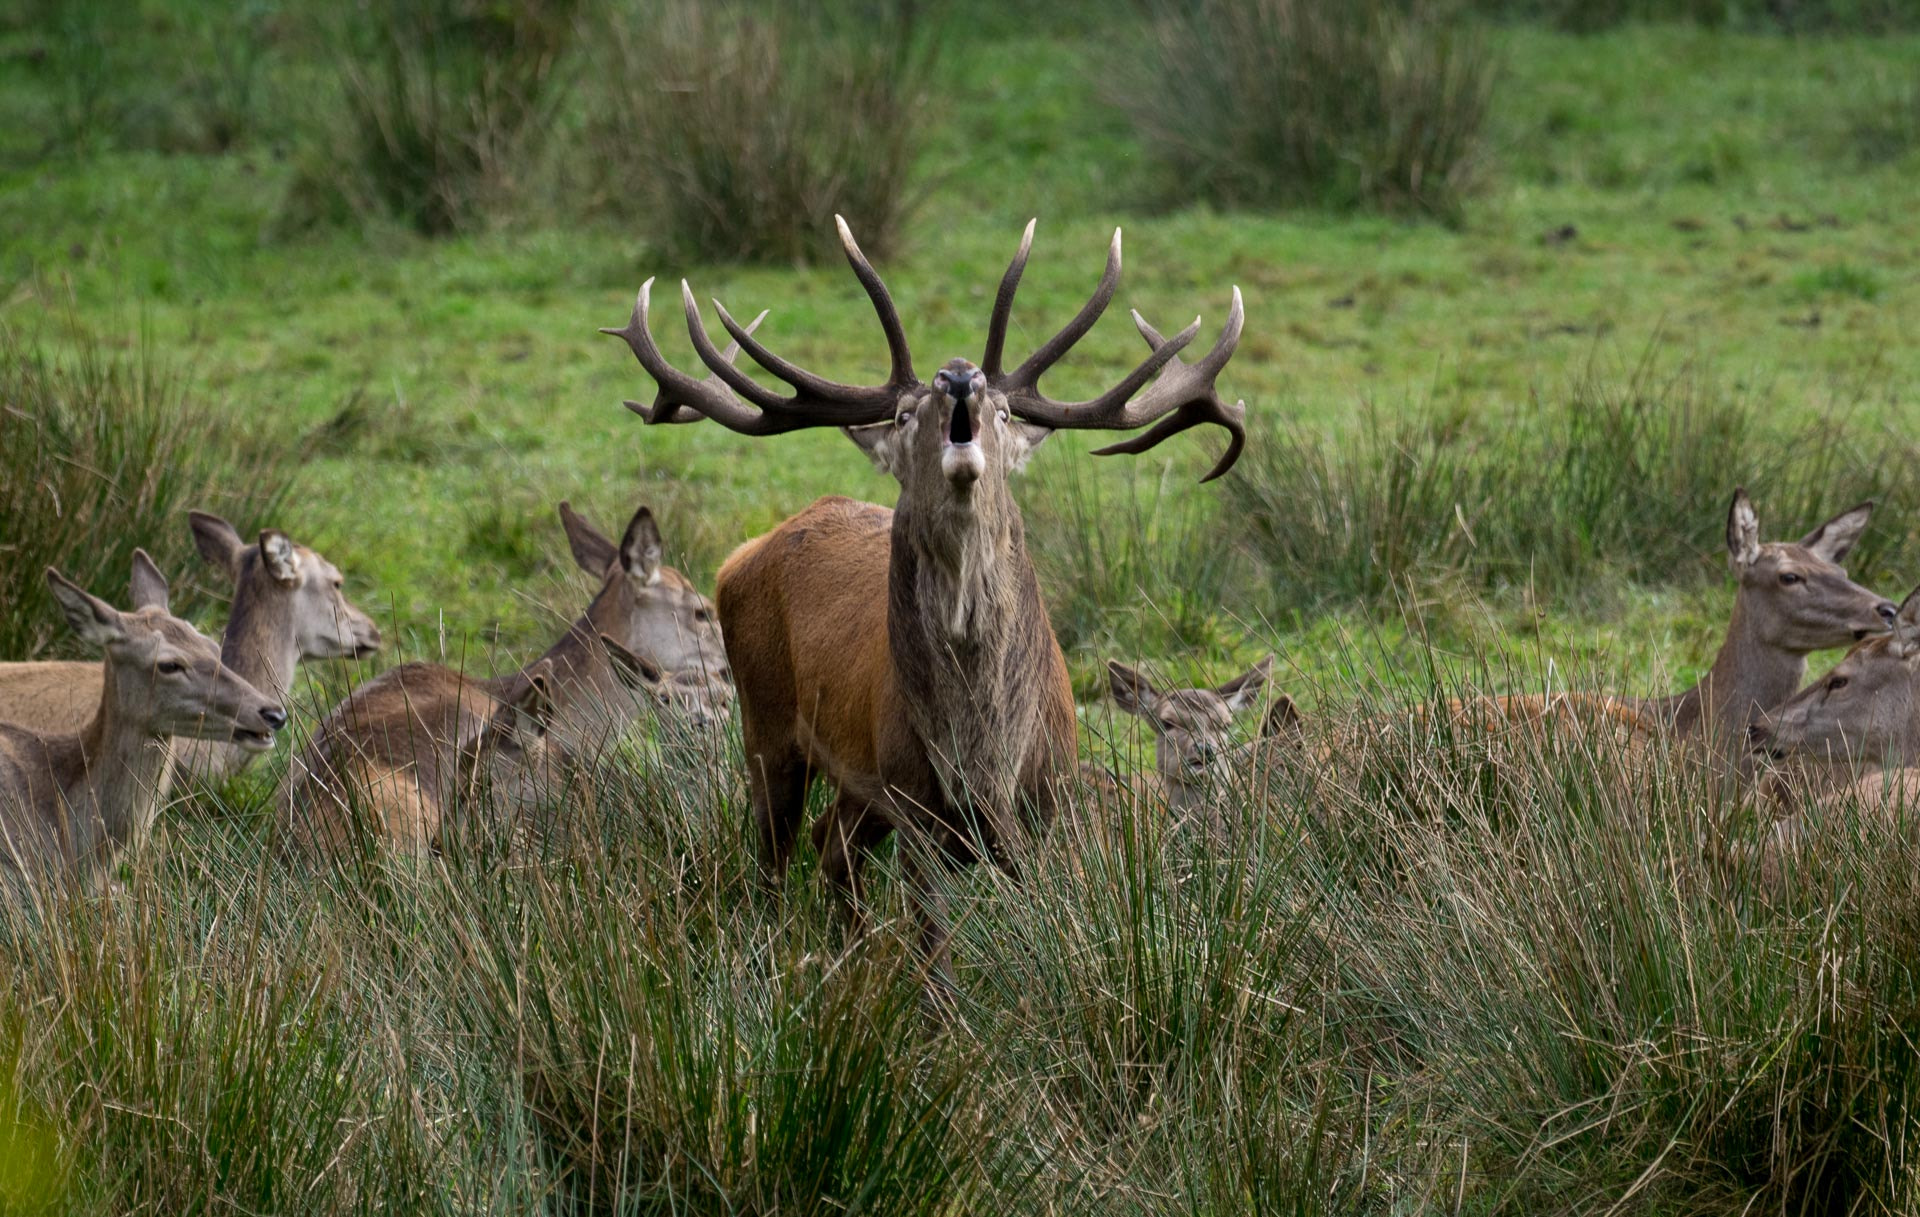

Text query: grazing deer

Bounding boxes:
[0,512,381,787]
[279,501,727,858]
[0,555,285,887]
[606,216,1247,997]
[1751,585,1920,774]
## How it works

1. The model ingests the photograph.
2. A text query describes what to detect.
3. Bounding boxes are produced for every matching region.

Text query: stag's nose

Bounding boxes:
[260,706,288,732]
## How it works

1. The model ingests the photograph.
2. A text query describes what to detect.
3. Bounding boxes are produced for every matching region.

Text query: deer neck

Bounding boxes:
[519,605,627,750]
[888,494,1049,820]
[218,586,302,702]
[1691,597,1807,743]
[69,659,174,863]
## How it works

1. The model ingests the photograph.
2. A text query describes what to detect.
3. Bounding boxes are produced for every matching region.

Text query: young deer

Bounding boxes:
[279,501,727,858]
[1105,656,1278,823]
[607,217,1247,999]
[0,512,380,787]
[0,555,284,887]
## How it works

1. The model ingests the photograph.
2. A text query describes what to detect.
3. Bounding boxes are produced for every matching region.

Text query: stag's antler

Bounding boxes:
[605,217,1248,478]
[601,217,916,434]
[984,221,1247,482]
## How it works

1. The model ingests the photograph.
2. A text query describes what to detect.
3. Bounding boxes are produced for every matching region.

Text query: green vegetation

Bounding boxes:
[2,1,1920,1210]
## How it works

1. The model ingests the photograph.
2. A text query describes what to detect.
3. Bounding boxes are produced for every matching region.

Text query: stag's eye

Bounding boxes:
[157,660,185,676]
[1828,675,1850,692]
[1779,572,1803,586]
[996,408,1009,423]
[896,409,914,426]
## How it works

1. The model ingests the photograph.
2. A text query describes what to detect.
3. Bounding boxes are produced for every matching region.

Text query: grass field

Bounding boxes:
[3,3,1920,1212]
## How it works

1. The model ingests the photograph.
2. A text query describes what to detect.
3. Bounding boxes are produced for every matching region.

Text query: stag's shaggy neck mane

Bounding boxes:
[888,489,1052,824]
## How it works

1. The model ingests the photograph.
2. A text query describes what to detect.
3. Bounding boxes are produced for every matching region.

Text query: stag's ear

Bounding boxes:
[1892,586,1920,659]
[189,511,246,573]
[1263,694,1303,740]
[260,530,300,586]
[618,507,663,585]
[842,422,899,475]
[47,568,127,647]
[1216,654,1274,713]
[128,549,171,613]
[1800,500,1874,564]
[600,633,665,699]
[559,501,619,577]
[1107,660,1160,721]
[1005,421,1053,474]
[1726,488,1761,571]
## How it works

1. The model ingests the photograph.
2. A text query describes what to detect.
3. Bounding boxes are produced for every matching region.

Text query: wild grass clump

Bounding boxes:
[1107,0,1496,218]
[1299,674,1920,1209]
[1229,364,1920,612]
[584,0,930,263]
[0,323,291,660]
[292,0,579,235]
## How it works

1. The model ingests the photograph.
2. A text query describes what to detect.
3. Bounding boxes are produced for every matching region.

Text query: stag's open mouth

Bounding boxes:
[948,399,973,445]
[232,728,276,752]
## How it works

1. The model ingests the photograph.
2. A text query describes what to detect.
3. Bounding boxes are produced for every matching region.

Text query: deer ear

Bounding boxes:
[128,549,170,613]
[619,507,663,585]
[600,633,665,697]
[1726,488,1761,571]
[46,568,128,647]
[1107,660,1159,719]
[558,501,619,577]
[1006,421,1053,474]
[490,660,558,745]
[1892,586,1920,659]
[843,422,898,475]
[1215,654,1274,713]
[1263,694,1303,740]
[1800,500,1873,564]
[189,511,246,573]
[259,530,299,586]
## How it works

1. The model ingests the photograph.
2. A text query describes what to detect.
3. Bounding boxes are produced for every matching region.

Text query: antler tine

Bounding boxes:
[1001,227,1122,390]
[627,306,769,426]
[834,214,915,389]
[1086,287,1249,482]
[981,218,1036,378]
[602,280,762,430]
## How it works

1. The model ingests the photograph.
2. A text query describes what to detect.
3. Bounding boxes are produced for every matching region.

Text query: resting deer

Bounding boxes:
[279,500,728,857]
[1381,491,1895,767]
[1738,586,1920,878]
[0,511,380,787]
[1105,656,1280,826]
[606,216,1247,998]
[0,555,285,887]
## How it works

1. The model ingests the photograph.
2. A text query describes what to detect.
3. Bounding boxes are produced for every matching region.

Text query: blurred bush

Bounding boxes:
[582,0,930,263]
[285,0,580,236]
[1106,0,1497,219]
[0,321,291,660]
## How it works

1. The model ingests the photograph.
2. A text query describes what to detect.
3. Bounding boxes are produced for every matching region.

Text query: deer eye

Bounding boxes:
[157,660,186,676]
[896,409,914,426]
[996,408,1009,423]
[1779,572,1803,586]
[1828,675,1850,692]
[695,607,713,623]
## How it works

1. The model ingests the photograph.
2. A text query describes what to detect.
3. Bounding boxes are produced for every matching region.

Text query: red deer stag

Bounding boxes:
[606,217,1247,997]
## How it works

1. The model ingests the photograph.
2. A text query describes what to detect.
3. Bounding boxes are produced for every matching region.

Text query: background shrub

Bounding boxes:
[0,322,291,660]
[291,0,580,235]
[1108,0,1497,217]
[584,0,931,263]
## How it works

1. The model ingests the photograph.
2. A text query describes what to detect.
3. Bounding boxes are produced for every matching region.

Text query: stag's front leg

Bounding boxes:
[811,792,891,936]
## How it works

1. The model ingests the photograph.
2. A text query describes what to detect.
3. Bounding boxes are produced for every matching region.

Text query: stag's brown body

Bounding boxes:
[607,217,1247,995]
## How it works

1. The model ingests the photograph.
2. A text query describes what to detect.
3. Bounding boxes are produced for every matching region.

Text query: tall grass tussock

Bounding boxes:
[583,0,930,263]
[0,323,289,659]
[1109,0,1497,217]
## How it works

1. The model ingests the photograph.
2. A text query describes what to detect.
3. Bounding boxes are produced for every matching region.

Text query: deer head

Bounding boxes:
[1108,656,1274,793]
[46,553,286,750]
[190,510,382,663]
[1753,586,1920,767]
[1724,489,1895,652]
